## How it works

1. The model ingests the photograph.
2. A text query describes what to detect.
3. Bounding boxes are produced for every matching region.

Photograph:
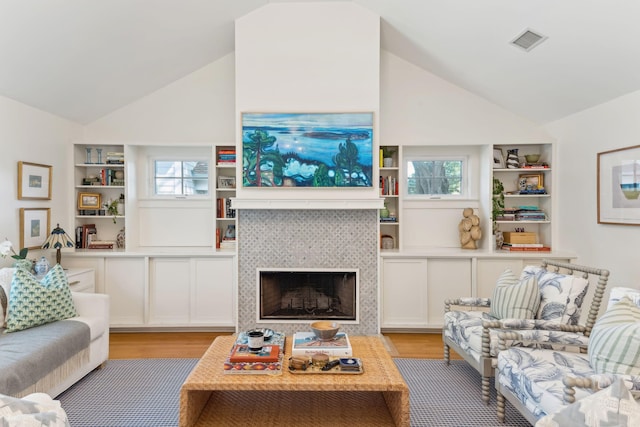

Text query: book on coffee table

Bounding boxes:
[228,344,280,363]
[291,332,353,357]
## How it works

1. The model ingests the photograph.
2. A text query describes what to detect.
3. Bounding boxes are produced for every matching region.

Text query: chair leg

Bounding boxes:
[497,391,505,423]
[482,376,491,405]
[444,343,450,365]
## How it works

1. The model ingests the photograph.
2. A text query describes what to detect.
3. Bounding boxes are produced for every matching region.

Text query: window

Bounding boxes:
[406,157,466,198]
[154,160,209,196]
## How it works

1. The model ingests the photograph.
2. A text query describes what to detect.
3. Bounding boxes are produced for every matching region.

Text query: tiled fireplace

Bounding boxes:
[237,209,379,336]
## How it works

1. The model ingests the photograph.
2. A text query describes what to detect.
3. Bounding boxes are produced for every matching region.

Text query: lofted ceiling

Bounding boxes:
[1,0,640,125]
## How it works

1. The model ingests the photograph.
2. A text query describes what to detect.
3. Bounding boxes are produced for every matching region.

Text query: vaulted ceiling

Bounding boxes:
[2,0,639,125]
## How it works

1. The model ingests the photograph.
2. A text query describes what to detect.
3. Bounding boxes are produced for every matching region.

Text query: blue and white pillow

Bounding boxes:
[489,269,540,319]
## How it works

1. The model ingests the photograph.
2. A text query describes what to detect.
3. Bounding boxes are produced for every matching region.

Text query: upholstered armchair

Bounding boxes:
[443,259,610,404]
[496,291,640,425]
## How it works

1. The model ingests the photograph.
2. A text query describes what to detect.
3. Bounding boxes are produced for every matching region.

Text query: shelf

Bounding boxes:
[75,163,124,168]
[76,185,125,189]
[380,167,399,171]
[496,220,550,224]
[76,215,124,219]
[504,194,550,198]
[216,163,236,168]
[493,167,551,172]
[380,222,399,226]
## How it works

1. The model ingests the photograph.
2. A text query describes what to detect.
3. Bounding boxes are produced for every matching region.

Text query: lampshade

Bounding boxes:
[42,224,75,265]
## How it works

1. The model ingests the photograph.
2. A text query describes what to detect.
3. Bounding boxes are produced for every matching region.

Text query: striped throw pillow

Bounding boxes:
[589,297,640,375]
[489,270,540,319]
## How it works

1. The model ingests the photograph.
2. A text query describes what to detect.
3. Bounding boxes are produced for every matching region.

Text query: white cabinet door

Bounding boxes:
[105,257,146,326]
[149,258,191,325]
[426,258,472,326]
[381,258,428,328]
[192,257,235,326]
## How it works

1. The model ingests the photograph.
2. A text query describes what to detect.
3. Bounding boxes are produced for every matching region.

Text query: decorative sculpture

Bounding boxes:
[459,207,482,249]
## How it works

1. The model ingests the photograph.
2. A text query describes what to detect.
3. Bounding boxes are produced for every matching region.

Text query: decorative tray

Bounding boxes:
[287,357,364,375]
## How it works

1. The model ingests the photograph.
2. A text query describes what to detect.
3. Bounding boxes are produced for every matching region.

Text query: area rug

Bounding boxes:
[57,358,530,427]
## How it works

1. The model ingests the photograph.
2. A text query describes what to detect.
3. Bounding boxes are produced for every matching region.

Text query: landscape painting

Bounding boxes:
[242,113,373,188]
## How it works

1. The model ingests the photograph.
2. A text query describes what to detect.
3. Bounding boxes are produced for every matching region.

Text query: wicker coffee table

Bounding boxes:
[179,335,409,426]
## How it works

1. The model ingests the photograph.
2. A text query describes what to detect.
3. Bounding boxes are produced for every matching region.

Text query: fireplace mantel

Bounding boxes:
[231,198,384,210]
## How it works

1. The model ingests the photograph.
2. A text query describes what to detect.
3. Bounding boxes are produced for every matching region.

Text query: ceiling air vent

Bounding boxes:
[511,29,547,52]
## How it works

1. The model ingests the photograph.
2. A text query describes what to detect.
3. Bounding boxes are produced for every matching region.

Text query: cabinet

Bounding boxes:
[492,143,553,249]
[72,144,126,249]
[66,268,95,293]
[379,145,400,250]
[215,145,237,251]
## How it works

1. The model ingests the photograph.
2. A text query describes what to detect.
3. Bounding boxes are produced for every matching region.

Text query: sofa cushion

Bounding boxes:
[489,269,540,319]
[0,392,70,427]
[589,297,640,375]
[521,265,589,324]
[5,264,77,333]
[535,378,640,427]
[0,267,13,328]
[607,287,640,309]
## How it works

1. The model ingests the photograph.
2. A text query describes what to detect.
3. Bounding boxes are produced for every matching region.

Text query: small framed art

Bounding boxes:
[18,161,52,200]
[78,192,102,210]
[218,176,236,189]
[598,144,640,225]
[20,208,51,249]
[493,149,504,169]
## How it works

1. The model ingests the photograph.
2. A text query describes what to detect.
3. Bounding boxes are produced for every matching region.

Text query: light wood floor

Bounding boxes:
[109,331,462,359]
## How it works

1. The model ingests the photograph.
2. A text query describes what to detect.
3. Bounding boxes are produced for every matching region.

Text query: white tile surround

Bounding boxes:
[237,209,379,335]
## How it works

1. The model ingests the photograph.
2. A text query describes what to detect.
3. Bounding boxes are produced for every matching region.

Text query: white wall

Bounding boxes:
[545,91,640,289]
[0,95,82,268]
[235,2,380,201]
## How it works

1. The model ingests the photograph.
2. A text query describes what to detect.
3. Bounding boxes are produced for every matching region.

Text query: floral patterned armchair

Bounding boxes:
[495,291,640,425]
[443,259,610,404]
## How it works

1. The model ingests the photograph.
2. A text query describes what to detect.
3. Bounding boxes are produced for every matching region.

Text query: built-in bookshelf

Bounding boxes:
[215,145,237,251]
[379,145,400,251]
[72,144,125,250]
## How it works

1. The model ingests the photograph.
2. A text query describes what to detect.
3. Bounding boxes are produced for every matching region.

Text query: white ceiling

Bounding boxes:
[2,0,640,125]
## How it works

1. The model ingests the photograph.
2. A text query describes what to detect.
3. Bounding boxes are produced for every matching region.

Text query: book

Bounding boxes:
[502,246,551,252]
[228,344,280,363]
[291,332,353,357]
[502,243,543,248]
[223,331,285,375]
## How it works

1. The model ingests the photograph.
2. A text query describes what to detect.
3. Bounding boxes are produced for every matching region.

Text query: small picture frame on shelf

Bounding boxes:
[493,149,505,169]
[78,192,101,210]
[518,173,544,190]
[218,176,236,189]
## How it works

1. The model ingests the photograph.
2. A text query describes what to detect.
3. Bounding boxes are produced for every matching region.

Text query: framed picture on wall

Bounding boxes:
[18,161,52,200]
[20,208,51,249]
[241,112,374,188]
[598,144,640,225]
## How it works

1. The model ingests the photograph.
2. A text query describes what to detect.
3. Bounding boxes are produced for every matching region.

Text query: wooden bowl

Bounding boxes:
[311,321,340,341]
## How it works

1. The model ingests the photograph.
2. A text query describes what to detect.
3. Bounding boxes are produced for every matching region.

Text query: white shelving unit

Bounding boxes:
[215,145,237,251]
[72,144,126,249]
[492,143,554,249]
[379,145,400,251]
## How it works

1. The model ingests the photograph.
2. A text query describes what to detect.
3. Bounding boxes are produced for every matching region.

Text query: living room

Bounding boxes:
[2,1,640,425]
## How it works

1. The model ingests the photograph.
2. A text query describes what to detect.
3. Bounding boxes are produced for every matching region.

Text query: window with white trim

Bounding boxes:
[153,160,209,196]
[405,156,467,198]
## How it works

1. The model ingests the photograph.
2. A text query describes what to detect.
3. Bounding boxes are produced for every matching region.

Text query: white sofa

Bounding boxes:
[0,267,109,398]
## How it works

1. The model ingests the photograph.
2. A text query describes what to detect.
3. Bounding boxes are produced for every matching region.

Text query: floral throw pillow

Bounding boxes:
[520,265,589,324]
[5,264,77,333]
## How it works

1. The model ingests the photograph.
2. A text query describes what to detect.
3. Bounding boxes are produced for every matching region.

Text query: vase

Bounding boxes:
[383,157,393,168]
[506,149,519,169]
[85,147,92,164]
[116,228,126,249]
[34,256,50,276]
[380,205,390,219]
[495,231,504,250]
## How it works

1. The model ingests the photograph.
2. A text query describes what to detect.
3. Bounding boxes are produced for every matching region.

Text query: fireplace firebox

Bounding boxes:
[258,269,357,321]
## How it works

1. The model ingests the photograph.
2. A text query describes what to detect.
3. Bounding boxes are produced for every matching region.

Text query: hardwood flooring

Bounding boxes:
[109,331,462,359]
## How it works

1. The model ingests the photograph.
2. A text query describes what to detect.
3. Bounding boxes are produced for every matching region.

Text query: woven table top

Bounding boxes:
[182,335,408,392]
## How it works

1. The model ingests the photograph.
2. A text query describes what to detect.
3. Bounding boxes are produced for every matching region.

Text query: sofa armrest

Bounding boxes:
[444,298,491,312]
[497,330,590,352]
[563,374,640,404]
[71,292,109,323]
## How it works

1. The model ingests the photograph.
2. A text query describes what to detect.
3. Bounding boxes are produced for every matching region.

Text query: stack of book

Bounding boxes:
[380,175,398,196]
[223,331,285,374]
[291,332,353,357]
[514,209,547,221]
[106,152,124,164]
[217,149,236,165]
[501,243,551,252]
[216,198,235,218]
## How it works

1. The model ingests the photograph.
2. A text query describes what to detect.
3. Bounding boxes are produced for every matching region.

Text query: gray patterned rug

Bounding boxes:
[57,358,530,426]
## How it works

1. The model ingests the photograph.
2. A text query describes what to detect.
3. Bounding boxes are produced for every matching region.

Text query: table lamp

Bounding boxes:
[42,224,75,265]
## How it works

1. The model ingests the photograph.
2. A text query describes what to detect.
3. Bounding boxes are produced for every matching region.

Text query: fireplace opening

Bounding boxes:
[259,269,357,321]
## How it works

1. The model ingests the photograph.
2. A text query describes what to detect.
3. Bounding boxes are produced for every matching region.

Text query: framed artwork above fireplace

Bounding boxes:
[241,112,374,188]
